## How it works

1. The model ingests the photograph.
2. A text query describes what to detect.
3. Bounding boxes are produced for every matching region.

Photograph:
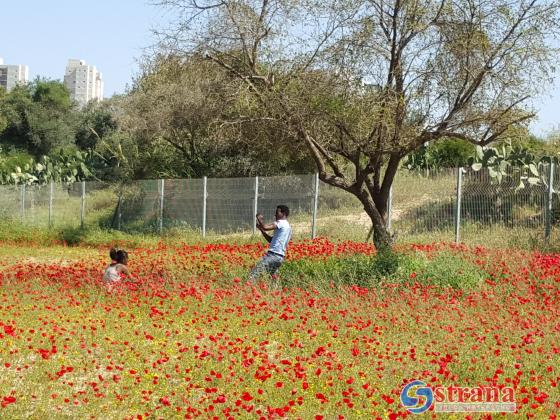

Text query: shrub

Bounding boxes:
[280,254,376,288]
[278,250,487,290]
[407,251,486,289]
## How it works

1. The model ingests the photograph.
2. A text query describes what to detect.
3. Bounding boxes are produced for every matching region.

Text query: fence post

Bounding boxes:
[311,173,319,239]
[158,179,165,233]
[386,186,393,231]
[20,184,25,224]
[545,162,555,243]
[454,167,463,244]
[252,176,259,235]
[202,176,207,238]
[80,181,86,229]
[48,181,54,228]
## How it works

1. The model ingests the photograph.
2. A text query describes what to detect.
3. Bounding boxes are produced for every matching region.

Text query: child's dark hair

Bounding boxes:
[110,248,128,264]
[116,250,128,264]
[277,204,290,217]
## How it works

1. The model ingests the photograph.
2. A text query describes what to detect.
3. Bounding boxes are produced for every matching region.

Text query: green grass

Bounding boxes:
[0,219,276,249]
[2,213,559,253]
[275,249,487,291]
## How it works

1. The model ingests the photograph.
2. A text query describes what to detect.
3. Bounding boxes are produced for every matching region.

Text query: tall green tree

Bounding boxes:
[122,54,231,177]
[119,53,314,179]
[155,0,560,249]
[32,81,72,110]
[0,79,78,156]
[405,138,475,170]
[0,84,33,148]
[75,101,118,150]
[0,87,7,133]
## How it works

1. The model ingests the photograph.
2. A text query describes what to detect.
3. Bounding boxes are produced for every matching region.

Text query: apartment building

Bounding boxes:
[0,57,29,91]
[63,59,103,106]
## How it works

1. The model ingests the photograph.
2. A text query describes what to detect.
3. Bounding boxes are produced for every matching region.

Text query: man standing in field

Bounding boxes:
[250,205,292,283]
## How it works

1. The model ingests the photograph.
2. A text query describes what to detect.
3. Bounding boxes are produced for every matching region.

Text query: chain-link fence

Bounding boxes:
[390,166,555,247]
[2,167,559,248]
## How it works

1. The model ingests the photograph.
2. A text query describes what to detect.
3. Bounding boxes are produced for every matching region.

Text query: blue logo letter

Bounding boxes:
[400,380,433,414]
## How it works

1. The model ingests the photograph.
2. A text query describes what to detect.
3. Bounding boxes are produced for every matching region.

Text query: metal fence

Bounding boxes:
[388,165,558,248]
[1,167,559,247]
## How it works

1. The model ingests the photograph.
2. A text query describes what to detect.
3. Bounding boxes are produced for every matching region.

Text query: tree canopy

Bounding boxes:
[0,79,76,155]
[154,0,560,248]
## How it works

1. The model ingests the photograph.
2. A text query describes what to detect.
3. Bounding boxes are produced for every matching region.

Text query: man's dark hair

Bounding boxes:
[277,205,290,217]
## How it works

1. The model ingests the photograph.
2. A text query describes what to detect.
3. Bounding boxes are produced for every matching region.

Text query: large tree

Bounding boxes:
[121,54,236,177]
[0,80,77,156]
[121,53,314,177]
[154,0,560,249]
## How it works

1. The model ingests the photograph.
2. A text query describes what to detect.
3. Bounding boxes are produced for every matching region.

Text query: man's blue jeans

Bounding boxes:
[250,252,284,280]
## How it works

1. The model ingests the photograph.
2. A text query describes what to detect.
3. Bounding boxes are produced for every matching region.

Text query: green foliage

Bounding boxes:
[370,249,402,277]
[0,87,7,132]
[26,105,77,155]
[35,150,93,184]
[399,252,487,289]
[75,102,118,150]
[0,148,93,185]
[32,81,72,110]
[278,250,487,290]
[0,148,34,170]
[72,100,128,181]
[121,55,228,178]
[91,128,137,181]
[0,221,163,248]
[468,141,544,187]
[117,54,315,179]
[0,85,127,183]
[279,254,376,288]
[0,79,78,155]
[405,138,475,170]
[0,147,35,184]
[0,221,59,245]
[0,85,33,148]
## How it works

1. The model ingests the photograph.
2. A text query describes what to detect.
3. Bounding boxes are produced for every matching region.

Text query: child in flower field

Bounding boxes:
[250,205,292,283]
[103,248,130,290]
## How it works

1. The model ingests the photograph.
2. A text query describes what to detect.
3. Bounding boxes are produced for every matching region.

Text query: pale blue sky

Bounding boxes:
[1,1,170,96]
[2,1,559,136]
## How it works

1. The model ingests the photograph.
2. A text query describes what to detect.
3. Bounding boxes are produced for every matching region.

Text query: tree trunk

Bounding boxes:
[357,187,393,251]
[297,123,396,250]
[365,202,392,251]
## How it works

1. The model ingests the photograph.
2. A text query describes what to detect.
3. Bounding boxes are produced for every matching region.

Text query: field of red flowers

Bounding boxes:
[0,238,558,419]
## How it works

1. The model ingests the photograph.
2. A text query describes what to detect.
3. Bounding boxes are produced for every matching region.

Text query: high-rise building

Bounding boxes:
[0,57,29,92]
[63,59,103,106]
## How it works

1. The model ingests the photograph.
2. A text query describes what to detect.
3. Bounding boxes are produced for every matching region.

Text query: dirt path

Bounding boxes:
[290,208,407,232]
